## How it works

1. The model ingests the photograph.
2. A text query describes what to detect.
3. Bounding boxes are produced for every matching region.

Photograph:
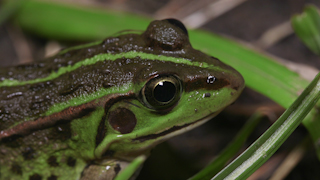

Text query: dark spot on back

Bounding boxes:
[67,157,76,167]
[47,156,59,167]
[29,173,42,180]
[49,124,72,142]
[10,163,22,175]
[22,147,35,160]
[114,163,121,175]
[48,175,58,180]
[108,108,137,134]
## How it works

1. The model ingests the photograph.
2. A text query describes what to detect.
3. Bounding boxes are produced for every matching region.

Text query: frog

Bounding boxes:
[0,19,245,180]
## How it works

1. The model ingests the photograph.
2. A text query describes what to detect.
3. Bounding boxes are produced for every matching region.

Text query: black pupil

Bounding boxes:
[154,81,176,103]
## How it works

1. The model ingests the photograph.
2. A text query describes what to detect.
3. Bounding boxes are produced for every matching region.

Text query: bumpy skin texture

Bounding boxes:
[0,19,244,180]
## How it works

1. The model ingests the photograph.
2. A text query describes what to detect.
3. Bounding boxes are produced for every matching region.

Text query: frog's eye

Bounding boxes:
[166,18,188,37]
[141,75,182,110]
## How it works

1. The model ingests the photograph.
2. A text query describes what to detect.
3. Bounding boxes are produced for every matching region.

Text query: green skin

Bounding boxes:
[0,19,244,180]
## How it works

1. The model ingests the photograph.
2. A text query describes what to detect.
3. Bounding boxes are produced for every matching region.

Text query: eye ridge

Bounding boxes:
[141,75,182,110]
[165,18,188,36]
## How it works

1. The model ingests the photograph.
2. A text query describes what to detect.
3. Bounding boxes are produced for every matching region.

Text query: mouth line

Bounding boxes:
[132,112,217,142]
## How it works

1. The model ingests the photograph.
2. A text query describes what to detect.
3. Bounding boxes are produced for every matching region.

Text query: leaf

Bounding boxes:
[292,5,320,55]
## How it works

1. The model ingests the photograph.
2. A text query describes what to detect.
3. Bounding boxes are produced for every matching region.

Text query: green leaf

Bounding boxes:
[292,5,320,55]
[115,155,146,180]
[11,0,151,41]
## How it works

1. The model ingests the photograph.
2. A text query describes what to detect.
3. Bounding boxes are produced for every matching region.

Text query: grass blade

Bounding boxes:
[189,112,263,180]
[11,0,150,41]
[292,5,320,55]
[115,155,146,180]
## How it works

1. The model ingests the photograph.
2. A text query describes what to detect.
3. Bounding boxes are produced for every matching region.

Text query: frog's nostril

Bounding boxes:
[204,92,211,98]
[207,76,216,84]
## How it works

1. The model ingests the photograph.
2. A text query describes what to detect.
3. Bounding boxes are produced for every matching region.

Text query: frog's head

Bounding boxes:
[95,19,245,160]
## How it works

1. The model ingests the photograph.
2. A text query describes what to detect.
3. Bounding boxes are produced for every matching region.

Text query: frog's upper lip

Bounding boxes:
[132,111,219,142]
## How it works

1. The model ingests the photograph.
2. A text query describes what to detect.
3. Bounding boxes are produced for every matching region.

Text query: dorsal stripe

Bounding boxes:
[0,51,221,87]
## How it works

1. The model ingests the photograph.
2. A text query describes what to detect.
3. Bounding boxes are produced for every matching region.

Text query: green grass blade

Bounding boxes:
[12,0,151,41]
[114,155,146,180]
[212,72,320,180]
[189,112,263,180]
[292,5,320,55]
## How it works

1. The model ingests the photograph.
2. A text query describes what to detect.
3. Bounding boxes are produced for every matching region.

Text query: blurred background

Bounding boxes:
[1,0,320,179]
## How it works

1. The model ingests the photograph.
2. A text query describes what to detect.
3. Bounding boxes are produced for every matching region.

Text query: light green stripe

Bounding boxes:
[45,83,132,116]
[0,51,220,87]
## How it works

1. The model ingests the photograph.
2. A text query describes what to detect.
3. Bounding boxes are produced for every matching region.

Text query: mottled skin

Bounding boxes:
[0,19,244,179]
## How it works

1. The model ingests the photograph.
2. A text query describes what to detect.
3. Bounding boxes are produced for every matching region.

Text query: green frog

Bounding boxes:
[0,19,245,180]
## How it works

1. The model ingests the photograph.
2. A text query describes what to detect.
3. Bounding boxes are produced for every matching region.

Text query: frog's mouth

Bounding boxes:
[132,111,220,142]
